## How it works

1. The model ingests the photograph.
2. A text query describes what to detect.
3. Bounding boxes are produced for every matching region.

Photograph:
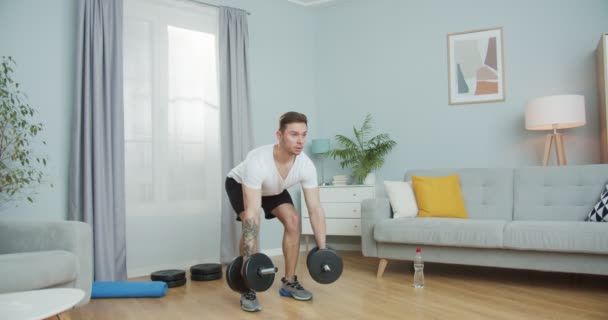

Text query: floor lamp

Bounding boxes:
[525,95,586,166]
[311,139,330,185]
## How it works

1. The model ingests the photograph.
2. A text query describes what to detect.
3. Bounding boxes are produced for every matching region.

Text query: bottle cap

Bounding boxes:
[416,248,421,253]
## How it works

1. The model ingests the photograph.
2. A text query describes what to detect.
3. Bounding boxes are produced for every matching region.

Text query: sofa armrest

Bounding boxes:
[361,197,391,257]
[0,219,93,305]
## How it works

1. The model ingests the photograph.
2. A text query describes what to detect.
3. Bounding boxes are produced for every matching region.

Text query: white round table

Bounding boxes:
[0,288,84,320]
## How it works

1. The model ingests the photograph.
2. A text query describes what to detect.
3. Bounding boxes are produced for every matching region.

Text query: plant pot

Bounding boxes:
[363,172,376,185]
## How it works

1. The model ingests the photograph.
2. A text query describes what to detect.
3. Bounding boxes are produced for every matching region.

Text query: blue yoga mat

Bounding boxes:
[92,281,168,298]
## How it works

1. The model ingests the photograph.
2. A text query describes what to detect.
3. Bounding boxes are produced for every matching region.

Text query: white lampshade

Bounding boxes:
[525,95,586,130]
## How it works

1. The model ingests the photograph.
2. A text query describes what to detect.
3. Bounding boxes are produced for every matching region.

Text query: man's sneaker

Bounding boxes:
[279,276,313,301]
[240,289,262,312]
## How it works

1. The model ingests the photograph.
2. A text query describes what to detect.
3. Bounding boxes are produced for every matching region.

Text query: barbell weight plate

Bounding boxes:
[226,256,248,293]
[191,272,222,281]
[308,248,343,284]
[190,263,222,276]
[243,253,276,292]
[306,247,320,273]
[150,269,186,282]
[306,246,336,274]
[165,277,187,288]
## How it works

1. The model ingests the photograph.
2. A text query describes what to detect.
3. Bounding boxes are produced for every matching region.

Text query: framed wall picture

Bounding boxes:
[447,27,505,105]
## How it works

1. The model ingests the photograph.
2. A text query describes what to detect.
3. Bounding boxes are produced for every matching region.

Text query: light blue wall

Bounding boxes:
[206,0,318,144]
[0,0,76,220]
[315,0,608,184]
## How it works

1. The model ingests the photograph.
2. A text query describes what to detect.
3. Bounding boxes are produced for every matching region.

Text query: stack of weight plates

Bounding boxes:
[150,269,187,288]
[190,263,222,281]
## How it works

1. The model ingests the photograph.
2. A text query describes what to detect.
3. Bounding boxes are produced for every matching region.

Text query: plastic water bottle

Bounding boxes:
[413,248,424,288]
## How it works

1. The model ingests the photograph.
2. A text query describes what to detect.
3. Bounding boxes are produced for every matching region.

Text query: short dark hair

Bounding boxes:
[279,112,308,132]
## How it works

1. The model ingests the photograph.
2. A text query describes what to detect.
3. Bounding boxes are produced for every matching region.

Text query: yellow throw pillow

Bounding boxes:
[412,175,468,218]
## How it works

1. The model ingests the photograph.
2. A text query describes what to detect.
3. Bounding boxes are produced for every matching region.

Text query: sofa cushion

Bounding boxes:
[373,217,505,248]
[0,250,78,293]
[504,221,608,254]
[586,184,608,222]
[412,175,468,218]
[405,168,513,220]
[384,181,418,218]
[514,165,608,221]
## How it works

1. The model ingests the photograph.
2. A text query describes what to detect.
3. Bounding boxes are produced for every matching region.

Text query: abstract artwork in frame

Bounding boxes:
[447,27,504,105]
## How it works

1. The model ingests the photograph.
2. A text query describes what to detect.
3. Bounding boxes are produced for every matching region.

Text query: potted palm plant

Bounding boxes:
[0,56,48,207]
[328,114,396,184]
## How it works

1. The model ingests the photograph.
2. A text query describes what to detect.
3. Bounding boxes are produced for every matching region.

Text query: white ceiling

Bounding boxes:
[286,0,339,7]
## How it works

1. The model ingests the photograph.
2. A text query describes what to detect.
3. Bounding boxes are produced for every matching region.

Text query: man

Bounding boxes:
[225,111,327,312]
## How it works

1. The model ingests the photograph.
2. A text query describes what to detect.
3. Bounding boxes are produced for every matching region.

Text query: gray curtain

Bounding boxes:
[69,0,127,281]
[219,7,254,263]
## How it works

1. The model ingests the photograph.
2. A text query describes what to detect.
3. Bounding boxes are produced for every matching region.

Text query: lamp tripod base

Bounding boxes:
[542,133,567,166]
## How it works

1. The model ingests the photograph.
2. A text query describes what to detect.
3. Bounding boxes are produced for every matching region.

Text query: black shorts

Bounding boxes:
[225,177,294,221]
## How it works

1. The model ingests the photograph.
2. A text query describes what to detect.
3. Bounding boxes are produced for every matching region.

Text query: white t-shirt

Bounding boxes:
[227,144,318,196]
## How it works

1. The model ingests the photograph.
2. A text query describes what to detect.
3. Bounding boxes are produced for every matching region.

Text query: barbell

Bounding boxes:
[226,247,342,292]
[306,247,343,284]
[226,253,278,292]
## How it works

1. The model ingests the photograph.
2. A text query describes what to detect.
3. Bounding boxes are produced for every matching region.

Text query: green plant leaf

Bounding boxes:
[329,114,396,184]
[0,56,49,206]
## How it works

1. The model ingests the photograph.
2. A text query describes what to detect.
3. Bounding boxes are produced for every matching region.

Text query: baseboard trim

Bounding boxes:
[128,257,220,279]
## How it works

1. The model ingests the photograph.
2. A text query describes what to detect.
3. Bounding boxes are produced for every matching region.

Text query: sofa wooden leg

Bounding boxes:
[377,259,388,278]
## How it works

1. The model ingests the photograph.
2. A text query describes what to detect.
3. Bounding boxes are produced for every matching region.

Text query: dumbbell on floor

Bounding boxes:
[306,247,343,284]
[226,253,278,292]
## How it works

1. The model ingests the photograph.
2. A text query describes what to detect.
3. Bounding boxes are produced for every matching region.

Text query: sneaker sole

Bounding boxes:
[240,304,262,312]
[279,288,313,301]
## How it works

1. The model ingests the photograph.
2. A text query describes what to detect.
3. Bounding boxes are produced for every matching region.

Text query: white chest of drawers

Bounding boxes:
[301,185,375,250]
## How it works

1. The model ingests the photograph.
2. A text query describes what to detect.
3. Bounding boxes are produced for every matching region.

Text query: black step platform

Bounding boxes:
[151,269,186,282]
[190,263,222,275]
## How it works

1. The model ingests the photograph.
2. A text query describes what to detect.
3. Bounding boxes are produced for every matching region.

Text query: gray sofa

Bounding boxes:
[0,219,93,306]
[362,165,608,277]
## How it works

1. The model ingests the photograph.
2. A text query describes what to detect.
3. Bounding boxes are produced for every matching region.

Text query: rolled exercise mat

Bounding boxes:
[91,281,168,298]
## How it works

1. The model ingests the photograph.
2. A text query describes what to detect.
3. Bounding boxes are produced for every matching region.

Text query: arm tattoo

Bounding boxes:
[242,218,257,257]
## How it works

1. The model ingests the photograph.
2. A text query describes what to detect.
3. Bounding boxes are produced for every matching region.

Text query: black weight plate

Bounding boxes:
[244,253,275,292]
[166,277,187,288]
[306,247,320,273]
[151,269,186,281]
[190,263,222,275]
[306,246,333,273]
[308,248,343,284]
[191,272,222,281]
[226,256,248,293]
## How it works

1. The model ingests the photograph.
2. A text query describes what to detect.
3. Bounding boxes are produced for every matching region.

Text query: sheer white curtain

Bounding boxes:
[123,0,220,276]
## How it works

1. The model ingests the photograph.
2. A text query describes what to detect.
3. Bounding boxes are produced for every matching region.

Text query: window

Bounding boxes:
[123,0,219,216]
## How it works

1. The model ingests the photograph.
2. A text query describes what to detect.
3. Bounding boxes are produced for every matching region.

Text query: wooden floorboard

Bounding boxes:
[67,251,608,319]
